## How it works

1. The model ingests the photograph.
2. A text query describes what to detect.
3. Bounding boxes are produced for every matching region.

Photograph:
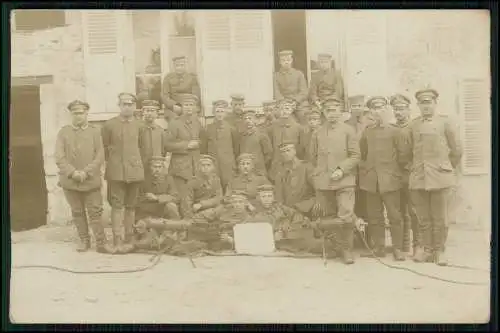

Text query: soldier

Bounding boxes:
[236,109,273,177]
[404,88,462,266]
[274,142,317,219]
[225,93,246,133]
[135,156,181,221]
[203,99,237,190]
[302,109,323,164]
[181,155,224,221]
[138,99,168,179]
[164,93,206,207]
[309,53,345,108]
[55,100,113,253]
[268,99,306,182]
[390,93,419,254]
[273,50,308,104]
[226,153,271,208]
[102,93,145,254]
[309,96,361,264]
[162,55,201,122]
[358,96,406,261]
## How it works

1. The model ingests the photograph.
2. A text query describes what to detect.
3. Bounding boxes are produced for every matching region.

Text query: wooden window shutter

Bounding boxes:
[458,78,490,175]
[82,10,127,118]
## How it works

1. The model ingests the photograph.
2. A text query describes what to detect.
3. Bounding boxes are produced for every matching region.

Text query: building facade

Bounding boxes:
[10,9,490,230]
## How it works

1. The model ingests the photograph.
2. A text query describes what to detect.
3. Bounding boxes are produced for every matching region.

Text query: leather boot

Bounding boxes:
[341,224,355,265]
[76,238,91,252]
[110,208,124,254]
[118,209,136,254]
[393,248,406,261]
[402,218,411,252]
[89,219,114,254]
[390,222,405,261]
[435,250,448,266]
[413,246,433,263]
[73,213,90,252]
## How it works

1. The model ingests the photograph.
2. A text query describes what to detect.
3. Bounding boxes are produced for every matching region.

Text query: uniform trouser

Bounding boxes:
[365,190,404,251]
[315,188,356,252]
[400,184,419,250]
[107,181,142,244]
[410,188,449,252]
[135,202,181,221]
[63,188,106,245]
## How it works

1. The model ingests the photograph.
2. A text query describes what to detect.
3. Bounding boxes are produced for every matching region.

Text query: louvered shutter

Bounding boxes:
[458,78,490,175]
[82,10,127,117]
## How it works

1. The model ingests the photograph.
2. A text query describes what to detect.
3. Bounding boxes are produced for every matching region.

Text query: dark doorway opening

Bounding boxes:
[271,10,308,81]
[10,85,48,231]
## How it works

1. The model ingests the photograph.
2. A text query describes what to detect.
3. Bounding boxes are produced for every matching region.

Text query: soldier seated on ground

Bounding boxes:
[132,217,189,252]
[135,156,181,222]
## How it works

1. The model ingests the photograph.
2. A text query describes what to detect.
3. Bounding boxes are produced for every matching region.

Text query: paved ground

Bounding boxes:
[8,223,491,324]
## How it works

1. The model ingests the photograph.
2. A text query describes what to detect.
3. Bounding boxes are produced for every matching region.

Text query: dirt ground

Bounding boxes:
[8,223,491,324]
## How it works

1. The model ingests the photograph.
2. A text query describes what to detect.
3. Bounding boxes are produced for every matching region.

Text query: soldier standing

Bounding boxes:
[309,53,345,108]
[225,94,246,133]
[102,93,145,254]
[203,100,237,190]
[404,89,462,266]
[162,55,201,122]
[273,50,309,104]
[309,96,361,264]
[358,96,406,261]
[302,109,322,164]
[268,99,306,182]
[139,100,168,179]
[55,100,113,253]
[164,94,206,208]
[390,93,419,255]
[236,109,273,177]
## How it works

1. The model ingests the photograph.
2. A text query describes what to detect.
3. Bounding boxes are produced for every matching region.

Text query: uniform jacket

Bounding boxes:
[253,202,303,231]
[55,124,104,191]
[309,122,361,190]
[273,68,308,103]
[225,173,270,204]
[309,69,345,103]
[393,121,412,184]
[203,120,238,188]
[161,72,201,109]
[164,115,206,181]
[102,116,145,182]
[236,128,273,177]
[182,173,223,218]
[139,122,168,170]
[358,123,406,194]
[269,118,307,180]
[301,126,318,164]
[274,159,317,213]
[403,115,463,191]
[136,174,179,216]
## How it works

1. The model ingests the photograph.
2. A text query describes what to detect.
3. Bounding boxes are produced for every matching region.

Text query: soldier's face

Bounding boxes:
[199,160,214,174]
[238,159,253,174]
[280,146,296,162]
[393,105,411,122]
[151,162,164,177]
[308,116,321,129]
[325,107,342,123]
[71,108,88,126]
[182,101,195,116]
[143,107,158,122]
[231,101,245,113]
[318,58,331,70]
[173,60,187,74]
[214,106,226,121]
[279,56,293,69]
[295,108,308,123]
[231,197,246,212]
[119,101,136,117]
[272,107,281,119]
[255,113,266,126]
[280,105,294,119]
[244,114,256,128]
[258,191,275,208]
[417,99,436,117]
[350,104,364,118]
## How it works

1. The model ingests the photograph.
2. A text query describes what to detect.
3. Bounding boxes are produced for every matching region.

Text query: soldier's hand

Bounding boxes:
[187,140,199,149]
[72,171,85,182]
[246,202,256,213]
[192,203,202,212]
[157,194,169,204]
[330,168,344,181]
[146,193,158,201]
[311,201,326,218]
[315,101,322,109]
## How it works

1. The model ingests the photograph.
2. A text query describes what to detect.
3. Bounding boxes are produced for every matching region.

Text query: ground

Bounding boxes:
[9,223,490,324]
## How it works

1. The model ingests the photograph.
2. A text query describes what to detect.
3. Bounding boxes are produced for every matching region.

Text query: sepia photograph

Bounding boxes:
[8,8,491,324]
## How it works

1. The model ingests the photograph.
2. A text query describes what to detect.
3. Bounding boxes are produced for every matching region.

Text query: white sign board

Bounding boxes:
[233,223,275,255]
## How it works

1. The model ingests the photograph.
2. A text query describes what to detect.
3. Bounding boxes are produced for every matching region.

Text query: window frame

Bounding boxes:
[12,10,67,32]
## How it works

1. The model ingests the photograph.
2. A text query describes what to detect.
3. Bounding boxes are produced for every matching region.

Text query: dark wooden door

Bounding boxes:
[271,10,308,81]
[10,85,48,231]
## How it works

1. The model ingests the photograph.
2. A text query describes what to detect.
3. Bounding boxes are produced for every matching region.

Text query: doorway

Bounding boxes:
[271,10,308,80]
[10,85,48,231]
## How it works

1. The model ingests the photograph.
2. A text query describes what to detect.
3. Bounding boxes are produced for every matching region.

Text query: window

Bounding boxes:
[14,10,66,32]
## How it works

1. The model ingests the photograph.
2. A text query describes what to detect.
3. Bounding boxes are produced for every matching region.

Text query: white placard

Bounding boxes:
[233,223,275,255]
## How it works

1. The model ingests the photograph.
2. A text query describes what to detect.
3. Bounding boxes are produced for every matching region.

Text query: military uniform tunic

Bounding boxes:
[139,122,168,174]
[273,68,309,103]
[181,173,223,219]
[236,128,273,177]
[136,174,180,220]
[309,69,345,103]
[162,72,201,109]
[225,173,271,206]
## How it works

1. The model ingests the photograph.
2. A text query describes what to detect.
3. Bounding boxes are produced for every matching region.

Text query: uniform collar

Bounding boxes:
[144,121,157,129]
[280,67,292,74]
[72,123,89,130]
[120,116,133,123]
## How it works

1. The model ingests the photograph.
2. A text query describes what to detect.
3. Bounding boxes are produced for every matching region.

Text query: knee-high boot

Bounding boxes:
[118,208,136,254]
[110,208,124,254]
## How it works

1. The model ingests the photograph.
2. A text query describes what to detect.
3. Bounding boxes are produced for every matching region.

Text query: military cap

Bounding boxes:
[322,96,344,109]
[149,156,166,165]
[278,141,296,150]
[415,88,439,102]
[308,109,322,118]
[389,94,411,107]
[118,92,137,104]
[255,108,266,117]
[172,55,187,62]
[348,95,366,107]
[141,99,160,109]
[318,53,333,60]
[366,96,388,109]
[262,100,277,107]
[199,154,217,164]
[278,98,297,108]
[67,100,90,112]
[180,93,199,104]
[236,153,255,163]
[230,190,249,200]
[212,99,229,108]
[230,94,245,101]
[279,50,293,57]
[257,184,275,193]
[243,109,256,116]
